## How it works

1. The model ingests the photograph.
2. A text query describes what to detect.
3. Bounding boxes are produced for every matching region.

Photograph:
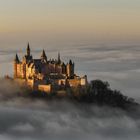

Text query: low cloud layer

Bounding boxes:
[1,101,140,140]
[0,79,140,140]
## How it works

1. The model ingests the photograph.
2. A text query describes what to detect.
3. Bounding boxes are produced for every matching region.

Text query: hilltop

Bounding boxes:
[3,77,138,110]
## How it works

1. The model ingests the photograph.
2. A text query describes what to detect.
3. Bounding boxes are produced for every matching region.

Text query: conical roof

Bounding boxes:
[14,54,20,63]
[27,42,30,51]
[41,49,47,60]
[69,59,73,65]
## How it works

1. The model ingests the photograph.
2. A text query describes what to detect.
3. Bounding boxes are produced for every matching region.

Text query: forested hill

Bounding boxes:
[78,80,138,109]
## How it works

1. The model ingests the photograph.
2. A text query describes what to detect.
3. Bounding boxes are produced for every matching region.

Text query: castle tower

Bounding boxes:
[41,49,47,62]
[66,60,75,78]
[27,43,30,56]
[14,54,20,78]
[23,43,33,63]
[62,63,66,74]
[58,52,61,64]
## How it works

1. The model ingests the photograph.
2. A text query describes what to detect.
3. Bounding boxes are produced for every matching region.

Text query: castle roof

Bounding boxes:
[41,50,47,60]
[32,59,43,72]
[58,52,61,64]
[14,54,20,63]
[69,59,73,65]
[27,43,30,51]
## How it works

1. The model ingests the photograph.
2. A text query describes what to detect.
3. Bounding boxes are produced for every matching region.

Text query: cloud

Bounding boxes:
[0,101,140,140]
[0,79,139,140]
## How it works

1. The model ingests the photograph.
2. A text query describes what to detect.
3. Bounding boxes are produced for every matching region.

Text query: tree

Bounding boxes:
[80,79,137,109]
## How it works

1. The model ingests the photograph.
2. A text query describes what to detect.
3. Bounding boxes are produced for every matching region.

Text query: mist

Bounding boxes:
[0,79,139,140]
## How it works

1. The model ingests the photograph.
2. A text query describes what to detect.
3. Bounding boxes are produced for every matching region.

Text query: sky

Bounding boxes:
[0,0,140,42]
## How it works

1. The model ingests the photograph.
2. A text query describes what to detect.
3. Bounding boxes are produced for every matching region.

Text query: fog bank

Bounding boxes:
[0,79,139,140]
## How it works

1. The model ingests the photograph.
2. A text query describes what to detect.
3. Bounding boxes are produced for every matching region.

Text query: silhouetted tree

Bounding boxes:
[79,79,137,109]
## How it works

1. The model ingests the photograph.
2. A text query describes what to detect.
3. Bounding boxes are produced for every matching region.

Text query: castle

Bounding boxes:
[14,43,87,93]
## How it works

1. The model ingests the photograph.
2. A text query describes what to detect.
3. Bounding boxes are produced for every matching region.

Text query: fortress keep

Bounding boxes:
[14,43,87,93]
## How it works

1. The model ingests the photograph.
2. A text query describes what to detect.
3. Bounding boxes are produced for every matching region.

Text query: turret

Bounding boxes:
[14,54,20,63]
[62,62,66,74]
[27,43,30,56]
[69,60,72,65]
[14,54,20,78]
[66,59,75,78]
[41,49,47,62]
[58,52,61,64]
[23,43,32,63]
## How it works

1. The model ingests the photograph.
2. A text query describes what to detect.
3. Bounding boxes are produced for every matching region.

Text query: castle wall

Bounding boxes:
[16,64,22,78]
[57,79,66,86]
[14,63,17,78]
[66,64,70,77]
[55,65,62,74]
[67,76,87,87]
[21,63,26,79]
[15,60,66,80]
[62,65,66,74]
[27,79,34,89]
[48,64,55,73]
[66,64,74,78]
[38,84,51,93]
[67,79,81,87]
[80,76,88,86]
[27,79,48,90]
[48,63,62,74]
[41,64,49,75]
[26,66,36,79]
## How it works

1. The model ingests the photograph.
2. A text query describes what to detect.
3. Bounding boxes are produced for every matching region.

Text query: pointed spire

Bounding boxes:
[14,54,20,63]
[27,42,30,50]
[27,42,30,56]
[41,49,47,60]
[62,62,65,66]
[58,52,61,64]
[69,59,73,65]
